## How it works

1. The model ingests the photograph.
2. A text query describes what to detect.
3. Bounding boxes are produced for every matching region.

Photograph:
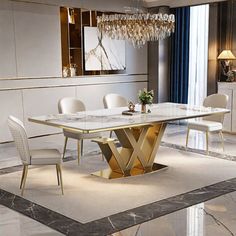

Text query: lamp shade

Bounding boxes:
[217,50,236,60]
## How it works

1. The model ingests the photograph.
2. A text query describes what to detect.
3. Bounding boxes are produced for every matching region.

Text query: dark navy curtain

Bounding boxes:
[170,7,190,104]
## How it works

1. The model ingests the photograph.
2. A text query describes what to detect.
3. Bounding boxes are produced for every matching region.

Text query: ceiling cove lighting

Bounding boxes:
[97,12,175,48]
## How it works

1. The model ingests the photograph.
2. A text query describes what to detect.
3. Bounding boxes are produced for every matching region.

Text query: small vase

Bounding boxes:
[141,104,147,113]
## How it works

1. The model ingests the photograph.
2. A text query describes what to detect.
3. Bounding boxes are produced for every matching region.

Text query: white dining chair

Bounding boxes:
[8,116,63,196]
[58,97,102,163]
[103,93,128,138]
[186,94,228,154]
[103,93,128,109]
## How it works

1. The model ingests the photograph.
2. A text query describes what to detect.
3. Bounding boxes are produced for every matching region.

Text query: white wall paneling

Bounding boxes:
[0,1,148,79]
[0,90,24,142]
[0,0,149,143]
[0,0,17,78]
[0,74,147,90]
[22,80,147,138]
[76,82,147,110]
[12,1,61,78]
[23,86,76,137]
[0,76,147,142]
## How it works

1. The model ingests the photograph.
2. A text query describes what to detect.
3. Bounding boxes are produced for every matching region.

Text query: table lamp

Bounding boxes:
[218,50,236,81]
[217,50,236,73]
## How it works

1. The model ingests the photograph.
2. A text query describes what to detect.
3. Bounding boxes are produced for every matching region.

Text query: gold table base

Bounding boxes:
[92,123,167,179]
[92,163,168,179]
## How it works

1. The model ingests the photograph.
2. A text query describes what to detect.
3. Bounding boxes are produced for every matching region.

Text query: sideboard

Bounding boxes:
[218,82,236,133]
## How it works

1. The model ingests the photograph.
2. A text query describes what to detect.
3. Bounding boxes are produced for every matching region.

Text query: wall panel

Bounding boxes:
[0,90,23,142]
[13,1,61,78]
[0,0,17,78]
[76,82,147,110]
[23,87,76,137]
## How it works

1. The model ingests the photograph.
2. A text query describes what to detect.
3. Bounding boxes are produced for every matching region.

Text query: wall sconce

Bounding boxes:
[218,50,236,81]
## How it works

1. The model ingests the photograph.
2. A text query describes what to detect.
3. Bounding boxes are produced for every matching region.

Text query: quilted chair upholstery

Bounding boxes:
[8,116,63,196]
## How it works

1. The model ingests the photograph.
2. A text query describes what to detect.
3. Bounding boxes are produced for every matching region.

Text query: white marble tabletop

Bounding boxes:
[28,103,229,133]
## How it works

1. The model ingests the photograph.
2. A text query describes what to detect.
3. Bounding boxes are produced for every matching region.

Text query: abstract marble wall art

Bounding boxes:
[84,27,126,71]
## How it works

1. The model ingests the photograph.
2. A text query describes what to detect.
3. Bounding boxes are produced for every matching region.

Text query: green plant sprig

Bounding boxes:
[138,88,154,105]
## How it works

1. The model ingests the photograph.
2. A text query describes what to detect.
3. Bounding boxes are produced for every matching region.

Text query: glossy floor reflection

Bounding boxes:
[1,123,236,170]
[112,191,236,236]
[0,205,62,236]
[0,123,236,235]
[163,122,236,156]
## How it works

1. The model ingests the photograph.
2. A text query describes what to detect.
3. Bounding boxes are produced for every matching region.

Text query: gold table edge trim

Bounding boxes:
[28,109,229,134]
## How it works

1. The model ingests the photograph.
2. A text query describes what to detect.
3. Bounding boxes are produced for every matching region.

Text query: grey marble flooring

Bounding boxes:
[113,191,236,236]
[0,123,236,235]
[163,122,236,156]
[0,205,62,236]
[1,123,236,169]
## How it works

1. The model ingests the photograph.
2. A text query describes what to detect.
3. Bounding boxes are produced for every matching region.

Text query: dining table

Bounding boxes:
[28,103,229,179]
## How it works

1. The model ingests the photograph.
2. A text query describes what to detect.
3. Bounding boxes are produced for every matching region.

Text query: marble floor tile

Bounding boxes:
[0,205,62,236]
[0,124,236,235]
[113,191,236,236]
[162,122,236,156]
[1,123,235,170]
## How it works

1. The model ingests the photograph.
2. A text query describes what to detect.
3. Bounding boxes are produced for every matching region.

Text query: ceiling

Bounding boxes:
[144,0,226,8]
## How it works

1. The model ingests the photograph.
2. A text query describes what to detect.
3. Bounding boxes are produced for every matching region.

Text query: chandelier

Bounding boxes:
[97,12,175,48]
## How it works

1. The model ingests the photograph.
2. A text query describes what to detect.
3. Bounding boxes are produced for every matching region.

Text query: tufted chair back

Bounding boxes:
[8,116,31,164]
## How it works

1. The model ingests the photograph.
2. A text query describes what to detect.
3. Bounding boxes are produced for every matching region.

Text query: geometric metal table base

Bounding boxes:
[92,123,168,179]
[92,163,168,179]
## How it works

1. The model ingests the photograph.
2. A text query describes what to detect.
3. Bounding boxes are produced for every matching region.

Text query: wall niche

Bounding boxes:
[60,7,126,77]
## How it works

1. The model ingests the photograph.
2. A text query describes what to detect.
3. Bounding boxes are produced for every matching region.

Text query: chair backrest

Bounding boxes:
[203,94,228,123]
[8,116,31,164]
[103,93,128,108]
[58,97,86,114]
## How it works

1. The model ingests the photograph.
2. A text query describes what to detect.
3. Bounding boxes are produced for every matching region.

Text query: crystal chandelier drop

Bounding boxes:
[97,12,175,48]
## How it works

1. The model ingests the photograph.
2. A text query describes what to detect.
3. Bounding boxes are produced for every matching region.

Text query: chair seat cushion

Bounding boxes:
[63,129,101,140]
[188,120,222,132]
[30,149,61,165]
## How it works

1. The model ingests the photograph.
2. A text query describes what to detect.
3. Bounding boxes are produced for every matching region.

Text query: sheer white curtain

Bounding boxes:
[188,5,209,106]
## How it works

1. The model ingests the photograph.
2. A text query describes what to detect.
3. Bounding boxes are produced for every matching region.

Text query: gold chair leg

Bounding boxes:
[206,131,209,155]
[20,165,26,189]
[77,140,81,165]
[109,131,113,138]
[81,139,84,157]
[21,165,28,196]
[219,130,224,152]
[62,137,68,159]
[186,128,190,149]
[57,164,64,195]
[56,165,60,186]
